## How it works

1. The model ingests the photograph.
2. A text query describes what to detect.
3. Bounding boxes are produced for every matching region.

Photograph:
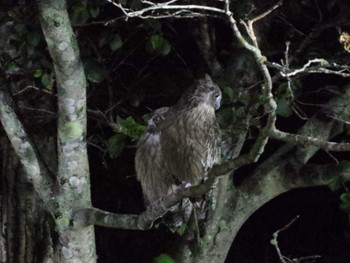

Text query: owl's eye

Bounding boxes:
[214,91,221,98]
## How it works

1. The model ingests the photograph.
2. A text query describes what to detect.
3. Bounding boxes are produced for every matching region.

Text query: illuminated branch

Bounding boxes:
[268,58,350,78]
[270,128,350,152]
[108,0,225,19]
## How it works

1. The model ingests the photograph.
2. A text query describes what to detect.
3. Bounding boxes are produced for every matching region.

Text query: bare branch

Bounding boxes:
[329,114,350,125]
[74,175,217,230]
[0,88,56,216]
[73,157,349,230]
[224,0,279,173]
[280,58,350,78]
[271,216,322,263]
[271,216,300,263]
[267,58,350,78]
[108,0,225,19]
[270,128,350,152]
[12,85,55,96]
[245,1,282,48]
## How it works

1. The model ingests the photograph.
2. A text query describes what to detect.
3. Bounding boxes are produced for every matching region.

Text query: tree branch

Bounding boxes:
[270,128,350,152]
[38,0,92,218]
[73,158,348,230]
[0,88,56,216]
[267,58,350,78]
[271,216,322,263]
[108,0,225,19]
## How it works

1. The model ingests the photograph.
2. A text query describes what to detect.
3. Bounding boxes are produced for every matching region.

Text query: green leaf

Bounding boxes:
[26,31,41,47]
[4,61,17,70]
[153,253,175,263]
[217,107,234,127]
[14,24,27,36]
[89,7,100,18]
[41,73,54,90]
[341,161,350,172]
[328,177,343,191]
[276,98,293,117]
[41,73,50,87]
[72,2,87,13]
[340,193,350,211]
[33,69,43,78]
[340,193,350,203]
[84,59,107,83]
[71,2,89,25]
[116,116,147,140]
[110,34,123,51]
[176,223,187,236]
[221,86,235,103]
[108,134,126,159]
[145,35,171,56]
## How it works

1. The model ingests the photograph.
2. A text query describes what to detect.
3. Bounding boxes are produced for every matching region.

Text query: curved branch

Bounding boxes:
[73,158,347,230]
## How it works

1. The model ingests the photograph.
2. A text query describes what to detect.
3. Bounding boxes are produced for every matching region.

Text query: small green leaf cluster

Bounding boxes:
[217,85,250,129]
[83,59,107,83]
[70,1,101,25]
[153,253,175,263]
[145,35,171,56]
[114,116,147,140]
[108,116,147,158]
[107,134,126,159]
[340,192,350,212]
[0,7,54,91]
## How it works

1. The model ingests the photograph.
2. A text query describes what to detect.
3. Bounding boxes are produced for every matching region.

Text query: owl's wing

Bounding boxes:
[135,130,176,206]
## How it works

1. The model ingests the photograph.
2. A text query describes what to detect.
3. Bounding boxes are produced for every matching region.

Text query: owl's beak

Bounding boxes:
[214,96,222,110]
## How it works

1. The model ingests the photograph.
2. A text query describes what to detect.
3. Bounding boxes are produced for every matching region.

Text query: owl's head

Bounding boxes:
[183,74,222,110]
[147,107,169,133]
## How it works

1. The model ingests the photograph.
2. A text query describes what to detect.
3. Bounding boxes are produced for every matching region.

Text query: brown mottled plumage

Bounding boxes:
[135,107,176,205]
[159,74,222,185]
[135,74,221,206]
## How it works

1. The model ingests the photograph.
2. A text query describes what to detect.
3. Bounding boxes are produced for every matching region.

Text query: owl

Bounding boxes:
[135,74,221,208]
[158,74,222,185]
[135,107,177,206]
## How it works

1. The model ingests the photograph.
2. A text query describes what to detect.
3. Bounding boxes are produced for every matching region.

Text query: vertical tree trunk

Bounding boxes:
[0,137,56,263]
[37,0,96,262]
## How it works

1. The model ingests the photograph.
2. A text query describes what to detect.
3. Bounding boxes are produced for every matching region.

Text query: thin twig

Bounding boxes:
[246,1,283,48]
[271,216,300,263]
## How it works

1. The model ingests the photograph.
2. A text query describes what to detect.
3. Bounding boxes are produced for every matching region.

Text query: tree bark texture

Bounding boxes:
[37,0,96,262]
[0,137,55,263]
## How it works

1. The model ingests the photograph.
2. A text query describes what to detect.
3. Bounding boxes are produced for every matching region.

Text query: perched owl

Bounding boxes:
[135,107,176,206]
[135,74,221,207]
[158,74,222,185]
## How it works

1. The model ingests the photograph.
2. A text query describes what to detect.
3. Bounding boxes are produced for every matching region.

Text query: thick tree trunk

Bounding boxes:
[37,0,96,262]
